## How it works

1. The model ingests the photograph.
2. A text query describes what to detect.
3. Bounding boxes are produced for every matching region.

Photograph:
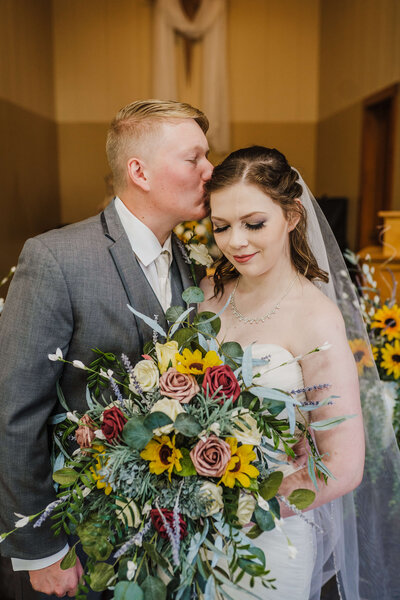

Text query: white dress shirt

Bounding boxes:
[12,197,172,572]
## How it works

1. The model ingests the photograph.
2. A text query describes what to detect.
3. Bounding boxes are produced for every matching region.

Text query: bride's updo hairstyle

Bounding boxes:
[206,146,329,296]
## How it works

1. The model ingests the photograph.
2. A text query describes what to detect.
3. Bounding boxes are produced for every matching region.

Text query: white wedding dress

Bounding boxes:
[229,344,316,600]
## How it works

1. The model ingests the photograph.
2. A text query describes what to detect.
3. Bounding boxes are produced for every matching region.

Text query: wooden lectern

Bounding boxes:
[359,211,400,303]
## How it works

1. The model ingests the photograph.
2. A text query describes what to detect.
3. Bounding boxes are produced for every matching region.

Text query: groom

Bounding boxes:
[0,99,213,598]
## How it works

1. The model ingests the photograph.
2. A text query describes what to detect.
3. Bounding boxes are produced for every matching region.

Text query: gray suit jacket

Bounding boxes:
[0,201,195,559]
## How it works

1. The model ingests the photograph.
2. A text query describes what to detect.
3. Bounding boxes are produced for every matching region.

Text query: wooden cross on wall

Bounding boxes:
[179,0,202,81]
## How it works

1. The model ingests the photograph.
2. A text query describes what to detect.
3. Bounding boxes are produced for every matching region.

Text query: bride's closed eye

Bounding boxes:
[213,221,266,234]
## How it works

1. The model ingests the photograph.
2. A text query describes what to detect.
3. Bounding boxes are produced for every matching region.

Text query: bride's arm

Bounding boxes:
[278,300,365,517]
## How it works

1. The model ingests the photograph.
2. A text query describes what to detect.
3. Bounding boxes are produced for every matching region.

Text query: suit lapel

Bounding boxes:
[101,202,168,345]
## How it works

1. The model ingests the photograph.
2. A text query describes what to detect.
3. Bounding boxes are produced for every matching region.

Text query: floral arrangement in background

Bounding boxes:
[1,285,347,599]
[0,267,15,315]
[345,251,400,444]
[174,218,220,264]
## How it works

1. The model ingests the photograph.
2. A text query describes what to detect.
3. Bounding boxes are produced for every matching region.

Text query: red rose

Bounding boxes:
[101,406,127,442]
[202,365,241,404]
[150,508,187,540]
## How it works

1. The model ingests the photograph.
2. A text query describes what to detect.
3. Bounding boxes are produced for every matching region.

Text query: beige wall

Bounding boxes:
[316,0,400,249]
[52,0,320,223]
[0,0,59,276]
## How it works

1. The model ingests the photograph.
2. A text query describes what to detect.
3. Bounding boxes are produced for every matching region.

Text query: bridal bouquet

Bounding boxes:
[345,251,400,443]
[2,286,341,600]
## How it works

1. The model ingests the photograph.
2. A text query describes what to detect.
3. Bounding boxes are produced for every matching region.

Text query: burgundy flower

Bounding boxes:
[190,434,231,477]
[159,367,200,403]
[150,508,187,540]
[75,414,96,451]
[101,406,127,442]
[202,364,241,404]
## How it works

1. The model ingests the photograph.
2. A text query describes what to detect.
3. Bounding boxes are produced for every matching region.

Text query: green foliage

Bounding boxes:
[182,286,204,304]
[288,488,316,510]
[259,471,284,501]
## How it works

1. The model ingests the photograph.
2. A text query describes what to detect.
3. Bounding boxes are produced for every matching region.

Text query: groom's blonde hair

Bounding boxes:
[106,99,209,193]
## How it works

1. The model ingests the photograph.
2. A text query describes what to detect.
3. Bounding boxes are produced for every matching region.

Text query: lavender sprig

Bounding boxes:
[153,314,159,345]
[122,353,146,400]
[109,377,125,407]
[155,502,181,567]
[175,238,192,265]
[33,496,68,529]
[290,383,332,395]
[113,519,151,559]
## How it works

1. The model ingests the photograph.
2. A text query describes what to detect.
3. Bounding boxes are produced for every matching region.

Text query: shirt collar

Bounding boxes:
[114,196,172,266]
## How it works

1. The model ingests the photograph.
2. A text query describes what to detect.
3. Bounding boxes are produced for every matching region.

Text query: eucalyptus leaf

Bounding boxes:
[241,344,254,387]
[261,399,286,416]
[193,311,221,336]
[114,581,144,600]
[165,306,185,322]
[52,468,79,486]
[310,414,356,431]
[245,523,263,539]
[56,380,70,412]
[237,558,266,577]
[254,506,275,532]
[127,304,167,337]
[143,411,173,431]
[204,575,216,600]
[142,575,167,600]
[48,412,66,425]
[259,471,284,501]
[172,327,196,349]
[288,488,316,510]
[174,413,203,437]
[182,286,204,304]
[85,384,95,410]
[170,306,195,336]
[123,417,153,450]
[60,545,77,570]
[89,563,115,592]
[255,387,299,403]
[219,341,243,369]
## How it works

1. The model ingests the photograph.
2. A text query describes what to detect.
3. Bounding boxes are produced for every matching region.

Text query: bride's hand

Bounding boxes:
[289,437,310,468]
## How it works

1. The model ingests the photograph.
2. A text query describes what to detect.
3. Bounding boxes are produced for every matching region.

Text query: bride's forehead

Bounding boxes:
[210,183,279,218]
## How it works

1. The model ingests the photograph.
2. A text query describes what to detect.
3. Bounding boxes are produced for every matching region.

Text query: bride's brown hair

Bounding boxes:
[206,146,329,297]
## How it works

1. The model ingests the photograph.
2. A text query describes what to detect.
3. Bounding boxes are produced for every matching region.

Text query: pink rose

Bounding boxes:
[190,435,231,477]
[75,414,96,451]
[159,367,200,404]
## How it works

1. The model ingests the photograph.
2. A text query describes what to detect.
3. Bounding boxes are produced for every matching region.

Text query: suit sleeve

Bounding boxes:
[0,237,73,559]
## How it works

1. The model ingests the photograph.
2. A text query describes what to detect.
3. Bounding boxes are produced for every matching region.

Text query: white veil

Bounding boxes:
[295,170,400,600]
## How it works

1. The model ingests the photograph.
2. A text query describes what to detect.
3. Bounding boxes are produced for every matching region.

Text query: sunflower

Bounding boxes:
[349,338,374,375]
[175,348,222,375]
[89,444,113,495]
[380,340,400,379]
[140,435,183,481]
[219,437,259,488]
[371,304,400,340]
[372,345,379,361]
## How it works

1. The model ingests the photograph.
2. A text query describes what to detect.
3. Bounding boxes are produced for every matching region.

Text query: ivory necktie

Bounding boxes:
[154,249,172,311]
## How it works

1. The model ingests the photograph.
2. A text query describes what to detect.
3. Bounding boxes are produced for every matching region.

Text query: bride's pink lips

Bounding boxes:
[233,253,257,263]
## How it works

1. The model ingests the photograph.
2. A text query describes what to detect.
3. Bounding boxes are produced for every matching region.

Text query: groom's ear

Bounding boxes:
[127,157,150,192]
[287,199,302,232]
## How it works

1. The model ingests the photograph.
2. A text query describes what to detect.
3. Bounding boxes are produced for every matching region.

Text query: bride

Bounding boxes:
[199,146,366,598]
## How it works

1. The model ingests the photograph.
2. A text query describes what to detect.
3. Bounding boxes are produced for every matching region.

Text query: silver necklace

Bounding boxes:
[230,273,299,324]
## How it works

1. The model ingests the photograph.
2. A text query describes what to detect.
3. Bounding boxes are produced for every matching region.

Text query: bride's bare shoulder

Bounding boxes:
[297,277,346,340]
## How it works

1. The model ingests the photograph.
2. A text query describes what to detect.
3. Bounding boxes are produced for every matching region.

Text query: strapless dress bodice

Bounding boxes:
[250,343,306,403]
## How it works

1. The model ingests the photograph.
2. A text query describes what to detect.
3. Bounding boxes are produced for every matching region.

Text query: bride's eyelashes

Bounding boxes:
[212,221,266,234]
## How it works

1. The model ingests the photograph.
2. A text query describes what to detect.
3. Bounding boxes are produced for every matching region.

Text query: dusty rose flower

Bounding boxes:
[101,406,127,442]
[202,365,241,404]
[159,367,200,404]
[190,434,231,477]
[75,414,96,450]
